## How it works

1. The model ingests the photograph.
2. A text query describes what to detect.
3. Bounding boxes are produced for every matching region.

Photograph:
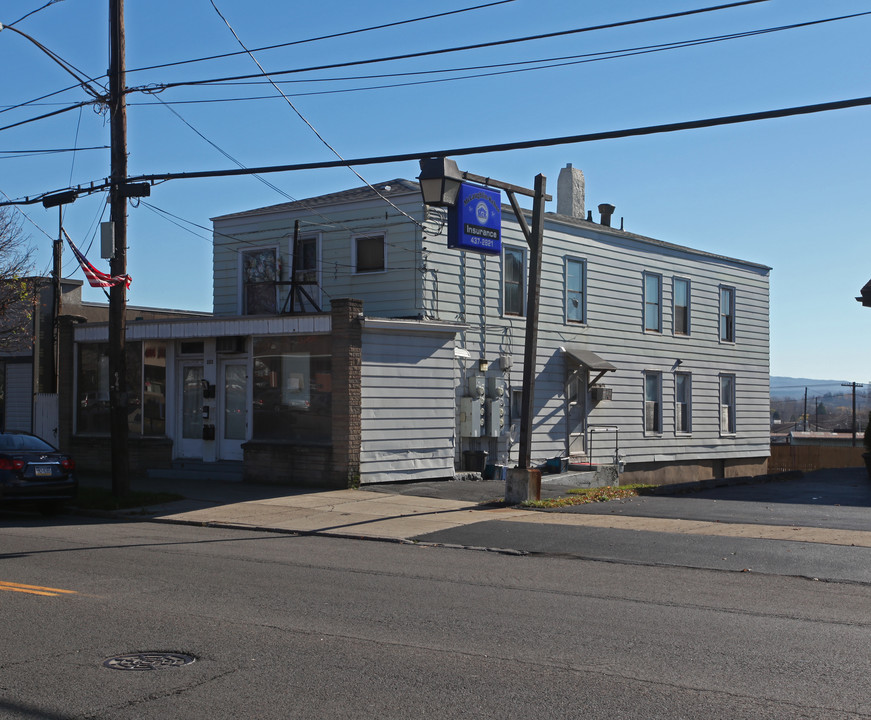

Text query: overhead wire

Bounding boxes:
[207,0,426,233]
[4,93,871,208]
[127,0,518,74]
[152,0,771,92]
[134,11,871,103]
[0,145,108,158]
[7,0,65,28]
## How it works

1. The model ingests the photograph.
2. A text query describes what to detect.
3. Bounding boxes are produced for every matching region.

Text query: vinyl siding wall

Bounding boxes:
[420,208,770,469]
[213,193,425,319]
[360,323,457,483]
[213,189,770,476]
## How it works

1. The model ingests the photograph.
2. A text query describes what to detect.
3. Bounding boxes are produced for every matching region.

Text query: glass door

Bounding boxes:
[218,360,248,461]
[177,363,204,458]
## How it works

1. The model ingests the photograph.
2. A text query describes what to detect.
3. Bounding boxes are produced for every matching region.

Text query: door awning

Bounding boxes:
[564,345,616,389]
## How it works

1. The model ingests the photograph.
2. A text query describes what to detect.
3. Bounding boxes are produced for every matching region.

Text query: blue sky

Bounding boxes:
[1,0,869,381]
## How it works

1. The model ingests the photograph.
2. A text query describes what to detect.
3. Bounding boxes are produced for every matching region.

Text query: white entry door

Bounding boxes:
[218,360,248,461]
[177,362,204,458]
[566,370,587,457]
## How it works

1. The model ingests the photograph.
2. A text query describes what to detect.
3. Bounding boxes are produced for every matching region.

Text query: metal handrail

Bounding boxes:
[586,425,619,466]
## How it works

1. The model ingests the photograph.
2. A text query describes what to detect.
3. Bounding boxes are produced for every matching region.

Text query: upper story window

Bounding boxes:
[720,373,736,434]
[503,246,525,316]
[242,248,278,315]
[675,372,691,434]
[565,257,586,324]
[720,286,736,342]
[293,235,321,311]
[673,278,690,336]
[643,272,662,332]
[354,234,385,273]
[644,371,662,434]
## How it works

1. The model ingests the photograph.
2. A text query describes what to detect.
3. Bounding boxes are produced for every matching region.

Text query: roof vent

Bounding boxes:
[598,203,616,227]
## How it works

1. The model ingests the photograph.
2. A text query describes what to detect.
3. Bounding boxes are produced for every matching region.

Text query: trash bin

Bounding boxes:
[463,450,488,473]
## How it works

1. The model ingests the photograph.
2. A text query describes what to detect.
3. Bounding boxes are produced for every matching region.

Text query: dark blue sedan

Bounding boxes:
[0,432,77,514]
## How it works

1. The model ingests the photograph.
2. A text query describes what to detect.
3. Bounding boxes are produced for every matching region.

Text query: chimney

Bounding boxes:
[557,164,585,219]
[598,203,616,227]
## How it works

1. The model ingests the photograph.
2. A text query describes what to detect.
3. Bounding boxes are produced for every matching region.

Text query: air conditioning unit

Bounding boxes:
[591,386,612,402]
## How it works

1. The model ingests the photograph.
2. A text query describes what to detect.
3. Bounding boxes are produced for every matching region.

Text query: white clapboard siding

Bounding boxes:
[360,322,457,483]
[213,181,770,475]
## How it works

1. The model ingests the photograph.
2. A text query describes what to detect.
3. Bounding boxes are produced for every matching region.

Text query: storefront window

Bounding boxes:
[252,336,331,443]
[77,341,153,436]
[143,341,167,436]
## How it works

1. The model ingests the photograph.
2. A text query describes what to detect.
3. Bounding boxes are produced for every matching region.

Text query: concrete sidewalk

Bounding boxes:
[77,468,871,549]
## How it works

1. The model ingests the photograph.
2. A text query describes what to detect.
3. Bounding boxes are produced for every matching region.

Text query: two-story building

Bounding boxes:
[63,164,771,486]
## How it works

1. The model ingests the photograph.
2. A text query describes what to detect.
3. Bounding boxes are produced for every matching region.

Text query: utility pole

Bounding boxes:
[517,174,546,470]
[803,387,808,432]
[108,0,129,496]
[842,382,864,447]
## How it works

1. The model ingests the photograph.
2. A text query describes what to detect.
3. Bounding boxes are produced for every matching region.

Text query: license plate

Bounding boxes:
[34,466,53,477]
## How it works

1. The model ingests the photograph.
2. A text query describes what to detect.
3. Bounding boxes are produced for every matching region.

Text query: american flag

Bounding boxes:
[63,230,131,289]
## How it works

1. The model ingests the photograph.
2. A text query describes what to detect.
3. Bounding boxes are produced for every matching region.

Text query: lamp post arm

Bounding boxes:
[460,170,552,202]
[505,190,532,246]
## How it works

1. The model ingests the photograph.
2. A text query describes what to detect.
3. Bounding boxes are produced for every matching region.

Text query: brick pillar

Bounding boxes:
[56,315,86,453]
[330,299,363,487]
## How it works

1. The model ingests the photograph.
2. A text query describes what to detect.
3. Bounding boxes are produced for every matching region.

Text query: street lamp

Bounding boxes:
[417,157,463,207]
[417,157,550,500]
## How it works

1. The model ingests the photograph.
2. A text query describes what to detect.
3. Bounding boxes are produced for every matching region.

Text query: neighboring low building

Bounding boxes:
[64,164,772,486]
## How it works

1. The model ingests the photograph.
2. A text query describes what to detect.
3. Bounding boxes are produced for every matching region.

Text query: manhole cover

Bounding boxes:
[103,652,196,671]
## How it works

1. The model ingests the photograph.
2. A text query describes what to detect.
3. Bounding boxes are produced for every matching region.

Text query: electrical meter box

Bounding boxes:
[485,398,505,437]
[459,397,484,437]
[486,377,505,399]
[467,375,485,398]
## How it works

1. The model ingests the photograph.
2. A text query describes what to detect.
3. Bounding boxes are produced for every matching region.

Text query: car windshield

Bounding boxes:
[0,434,56,452]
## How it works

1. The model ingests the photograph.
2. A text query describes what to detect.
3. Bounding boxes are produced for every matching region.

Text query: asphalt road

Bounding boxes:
[1,514,870,719]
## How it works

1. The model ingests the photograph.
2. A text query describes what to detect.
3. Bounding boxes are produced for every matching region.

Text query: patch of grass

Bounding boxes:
[522,484,655,508]
[73,486,184,512]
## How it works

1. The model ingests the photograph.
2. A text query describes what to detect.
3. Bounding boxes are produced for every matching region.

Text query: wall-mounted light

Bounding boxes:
[478,357,488,373]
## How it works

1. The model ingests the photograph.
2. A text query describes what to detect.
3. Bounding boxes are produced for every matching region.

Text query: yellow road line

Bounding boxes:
[0,581,77,597]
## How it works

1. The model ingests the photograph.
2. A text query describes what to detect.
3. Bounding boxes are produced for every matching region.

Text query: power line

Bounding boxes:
[132,11,871,107]
[206,0,425,232]
[4,93,870,207]
[127,0,518,74]
[0,145,108,156]
[152,0,771,93]
[7,0,65,28]
[0,24,105,100]
[0,99,95,133]
[148,11,869,94]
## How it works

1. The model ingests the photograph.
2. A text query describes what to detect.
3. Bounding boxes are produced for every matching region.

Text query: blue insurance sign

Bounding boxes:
[447,182,501,255]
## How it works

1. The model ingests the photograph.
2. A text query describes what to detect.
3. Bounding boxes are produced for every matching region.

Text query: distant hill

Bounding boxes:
[770,376,864,400]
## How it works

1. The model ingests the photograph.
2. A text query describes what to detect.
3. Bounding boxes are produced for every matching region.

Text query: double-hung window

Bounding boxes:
[673,278,690,336]
[644,371,662,434]
[720,286,736,342]
[643,272,662,332]
[242,248,278,315]
[354,234,385,273]
[720,374,736,434]
[565,257,586,324]
[503,247,525,316]
[675,372,691,434]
